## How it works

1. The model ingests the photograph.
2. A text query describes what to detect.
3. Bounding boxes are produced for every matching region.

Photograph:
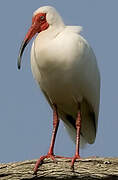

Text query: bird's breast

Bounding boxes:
[31,33,85,104]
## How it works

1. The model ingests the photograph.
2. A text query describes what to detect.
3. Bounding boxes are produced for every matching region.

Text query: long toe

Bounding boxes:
[33,154,56,174]
[71,155,81,170]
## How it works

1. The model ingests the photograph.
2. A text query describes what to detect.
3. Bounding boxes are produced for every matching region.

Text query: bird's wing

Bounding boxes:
[57,33,100,145]
[76,36,100,144]
[80,99,96,144]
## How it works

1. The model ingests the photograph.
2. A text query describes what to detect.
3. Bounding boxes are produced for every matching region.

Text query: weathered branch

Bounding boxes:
[0,157,118,180]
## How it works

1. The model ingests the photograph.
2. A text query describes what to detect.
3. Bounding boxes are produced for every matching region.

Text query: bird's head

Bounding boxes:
[17,6,64,69]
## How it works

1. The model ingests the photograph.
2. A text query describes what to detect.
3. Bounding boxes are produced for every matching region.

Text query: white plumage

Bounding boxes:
[30,6,100,145]
[18,5,100,173]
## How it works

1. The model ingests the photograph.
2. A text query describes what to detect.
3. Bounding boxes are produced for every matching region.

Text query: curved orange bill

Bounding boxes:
[17,24,40,70]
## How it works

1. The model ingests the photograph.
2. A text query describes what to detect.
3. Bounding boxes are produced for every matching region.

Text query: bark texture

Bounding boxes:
[0,157,118,180]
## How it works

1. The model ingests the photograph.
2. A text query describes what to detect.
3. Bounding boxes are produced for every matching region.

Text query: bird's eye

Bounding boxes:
[40,16,45,21]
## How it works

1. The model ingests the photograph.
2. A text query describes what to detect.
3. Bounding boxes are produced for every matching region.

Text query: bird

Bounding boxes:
[17,6,100,174]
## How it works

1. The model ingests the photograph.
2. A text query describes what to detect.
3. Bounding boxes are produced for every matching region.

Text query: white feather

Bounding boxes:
[66,26,83,34]
[30,6,100,146]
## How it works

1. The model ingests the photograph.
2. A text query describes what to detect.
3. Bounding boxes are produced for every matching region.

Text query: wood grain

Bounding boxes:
[0,157,118,180]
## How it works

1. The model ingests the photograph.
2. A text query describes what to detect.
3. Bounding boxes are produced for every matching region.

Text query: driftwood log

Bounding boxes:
[0,157,118,180]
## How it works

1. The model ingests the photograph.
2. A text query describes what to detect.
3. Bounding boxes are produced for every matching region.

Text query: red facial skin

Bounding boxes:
[18,11,83,174]
[17,13,49,70]
[24,13,49,42]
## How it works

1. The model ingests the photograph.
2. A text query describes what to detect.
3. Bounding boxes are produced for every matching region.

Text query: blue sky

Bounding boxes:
[0,0,118,163]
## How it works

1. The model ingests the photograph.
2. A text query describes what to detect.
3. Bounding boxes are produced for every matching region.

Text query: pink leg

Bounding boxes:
[33,104,59,174]
[71,106,81,169]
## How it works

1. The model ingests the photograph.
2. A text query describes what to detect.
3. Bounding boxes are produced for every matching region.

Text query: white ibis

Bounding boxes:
[18,6,100,174]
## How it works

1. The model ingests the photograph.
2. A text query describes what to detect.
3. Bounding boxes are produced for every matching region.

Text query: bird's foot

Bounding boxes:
[71,155,81,170]
[33,153,57,175]
[33,154,81,174]
[33,154,74,174]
